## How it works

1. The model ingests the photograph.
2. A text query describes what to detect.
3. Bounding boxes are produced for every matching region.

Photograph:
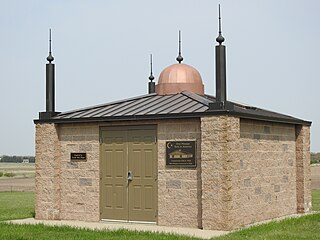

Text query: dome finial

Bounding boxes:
[149,54,155,82]
[46,29,54,63]
[148,54,156,94]
[176,30,183,64]
[216,4,225,45]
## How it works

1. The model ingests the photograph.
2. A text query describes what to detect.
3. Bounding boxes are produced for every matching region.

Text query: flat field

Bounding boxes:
[0,163,35,192]
[311,164,320,190]
[0,192,34,221]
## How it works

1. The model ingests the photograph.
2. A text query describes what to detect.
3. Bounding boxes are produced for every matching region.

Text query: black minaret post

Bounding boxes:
[46,28,55,112]
[209,5,233,110]
[148,54,155,94]
[39,29,60,119]
[176,30,183,64]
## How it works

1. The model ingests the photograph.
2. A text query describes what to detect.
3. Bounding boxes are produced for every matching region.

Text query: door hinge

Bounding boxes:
[99,137,103,144]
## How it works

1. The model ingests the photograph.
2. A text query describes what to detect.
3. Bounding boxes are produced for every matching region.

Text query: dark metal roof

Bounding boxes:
[34,91,311,126]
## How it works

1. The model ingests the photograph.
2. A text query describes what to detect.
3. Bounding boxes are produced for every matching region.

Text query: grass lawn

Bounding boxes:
[0,214,319,240]
[0,223,200,240]
[0,192,34,221]
[214,213,320,240]
[312,189,320,211]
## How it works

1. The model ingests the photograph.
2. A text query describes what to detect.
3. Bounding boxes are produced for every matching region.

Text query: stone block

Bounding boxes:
[79,143,92,151]
[274,185,280,192]
[282,175,289,183]
[86,135,99,141]
[255,187,262,194]
[264,126,271,134]
[60,135,72,141]
[166,180,181,189]
[244,178,251,187]
[73,136,86,141]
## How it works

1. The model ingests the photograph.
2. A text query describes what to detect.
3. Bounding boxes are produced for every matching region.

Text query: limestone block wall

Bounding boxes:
[36,119,201,226]
[200,116,310,230]
[36,117,310,230]
[234,119,297,227]
[295,125,312,212]
[201,116,239,230]
[157,119,202,228]
[35,123,61,220]
[58,123,100,221]
[35,123,100,221]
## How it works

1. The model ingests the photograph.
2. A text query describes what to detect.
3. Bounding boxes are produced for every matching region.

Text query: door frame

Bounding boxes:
[99,125,158,223]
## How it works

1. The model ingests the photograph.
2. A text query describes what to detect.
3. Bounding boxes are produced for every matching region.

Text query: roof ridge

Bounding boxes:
[181,91,210,106]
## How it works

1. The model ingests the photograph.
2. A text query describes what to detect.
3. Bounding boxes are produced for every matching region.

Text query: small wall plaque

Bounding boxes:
[166,141,196,167]
[70,153,87,161]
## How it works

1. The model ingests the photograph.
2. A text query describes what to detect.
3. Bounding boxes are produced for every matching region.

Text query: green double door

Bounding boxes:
[100,126,157,222]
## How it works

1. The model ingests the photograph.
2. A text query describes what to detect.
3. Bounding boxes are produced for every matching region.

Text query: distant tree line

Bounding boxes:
[0,155,35,163]
[311,152,320,164]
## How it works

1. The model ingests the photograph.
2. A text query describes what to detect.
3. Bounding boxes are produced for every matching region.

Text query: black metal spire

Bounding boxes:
[39,29,60,119]
[149,54,155,81]
[216,4,225,45]
[148,54,156,94]
[209,4,233,111]
[47,29,54,63]
[176,30,183,63]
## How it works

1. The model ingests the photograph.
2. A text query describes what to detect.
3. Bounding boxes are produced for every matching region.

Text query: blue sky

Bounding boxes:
[0,0,319,155]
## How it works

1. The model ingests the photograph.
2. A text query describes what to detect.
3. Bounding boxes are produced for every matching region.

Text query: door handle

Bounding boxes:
[128,171,133,182]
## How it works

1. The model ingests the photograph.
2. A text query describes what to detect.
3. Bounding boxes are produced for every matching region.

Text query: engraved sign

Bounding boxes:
[70,153,87,161]
[166,141,196,167]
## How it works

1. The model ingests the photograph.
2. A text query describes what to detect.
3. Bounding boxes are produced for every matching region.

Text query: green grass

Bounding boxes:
[0,223,200,240]
[0,214,320,240]
[214,213,320,240]
[312,190,320,211]
[0,192,35,221]
[3,172,15,177]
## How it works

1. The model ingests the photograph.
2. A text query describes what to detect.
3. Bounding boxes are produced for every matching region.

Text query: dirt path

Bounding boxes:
[0,177,34,192]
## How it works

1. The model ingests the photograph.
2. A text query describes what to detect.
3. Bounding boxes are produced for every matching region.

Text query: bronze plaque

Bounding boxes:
[70,153,87,161]
[166,141,196,167]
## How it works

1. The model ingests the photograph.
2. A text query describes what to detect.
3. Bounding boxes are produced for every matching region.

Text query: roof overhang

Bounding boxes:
[34,92,311,126]
[34,109,311,126]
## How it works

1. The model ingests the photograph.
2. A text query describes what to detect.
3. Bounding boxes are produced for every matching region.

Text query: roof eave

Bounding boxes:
[33,109,311,126]
[228,111,312,126]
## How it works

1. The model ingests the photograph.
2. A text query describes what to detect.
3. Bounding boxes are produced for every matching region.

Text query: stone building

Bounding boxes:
[34,24,312,230]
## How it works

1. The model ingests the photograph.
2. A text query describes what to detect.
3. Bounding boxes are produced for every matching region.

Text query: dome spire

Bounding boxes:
[216,4,225,45]
[176,30,183,64]
[149,54,155,82]
[47,29,54,63]
[148,54,155,94]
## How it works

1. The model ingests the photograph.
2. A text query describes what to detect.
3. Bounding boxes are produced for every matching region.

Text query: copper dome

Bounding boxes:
[155,63,204,95]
